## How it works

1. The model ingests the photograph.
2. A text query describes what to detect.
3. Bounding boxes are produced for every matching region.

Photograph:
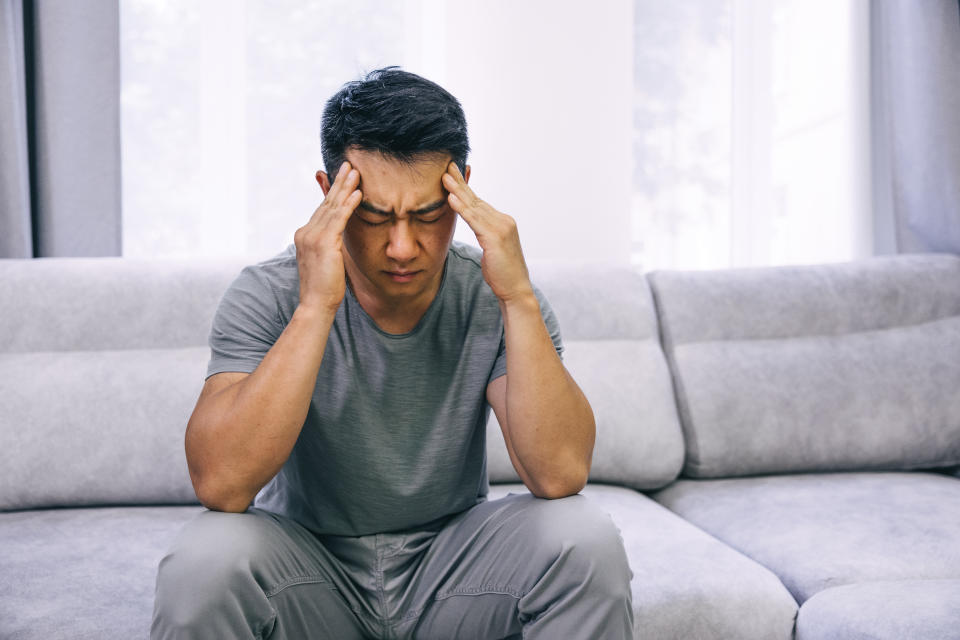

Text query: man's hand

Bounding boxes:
[442,162,534,303]
[294,161,362,313]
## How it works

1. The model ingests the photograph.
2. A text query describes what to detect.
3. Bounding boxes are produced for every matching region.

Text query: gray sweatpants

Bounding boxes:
[151,492,634,639]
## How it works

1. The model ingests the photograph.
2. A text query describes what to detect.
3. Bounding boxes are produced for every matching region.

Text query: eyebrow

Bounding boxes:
[358,199,447,216]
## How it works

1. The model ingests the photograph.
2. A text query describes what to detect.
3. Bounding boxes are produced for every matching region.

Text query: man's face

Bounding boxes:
[321,148,467,310]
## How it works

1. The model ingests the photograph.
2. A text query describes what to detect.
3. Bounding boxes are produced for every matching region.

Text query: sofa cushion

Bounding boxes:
[652,472,960,603]
[0,347,207,510]
[648,253,960,477]
[0,257,246,510]
[490,483,798,639]
[487,264,685,489]
[0,257,248,352]
[795,580,960,640]
[0,505,204,639]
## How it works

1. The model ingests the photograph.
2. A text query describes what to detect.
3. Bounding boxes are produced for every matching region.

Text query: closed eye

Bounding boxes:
[414,209,447,224]
[356,201,448,226]
[357,214,389,226]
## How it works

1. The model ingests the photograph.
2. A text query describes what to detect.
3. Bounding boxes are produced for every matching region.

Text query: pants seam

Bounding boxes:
[264,576,371,621]
[435,585,526,599]
[394,587,526,627]
[263,574,333,598]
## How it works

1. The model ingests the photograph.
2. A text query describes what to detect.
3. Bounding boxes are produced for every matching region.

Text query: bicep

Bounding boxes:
[198,371,250,403]
[189,371,250,432]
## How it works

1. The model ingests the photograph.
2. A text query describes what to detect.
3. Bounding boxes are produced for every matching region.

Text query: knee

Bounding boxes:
[153,510,269,627]
[526,495,633,590]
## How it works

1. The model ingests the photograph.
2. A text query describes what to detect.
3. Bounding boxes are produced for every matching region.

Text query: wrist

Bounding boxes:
[497,288,539,315]
[292,302,339,326]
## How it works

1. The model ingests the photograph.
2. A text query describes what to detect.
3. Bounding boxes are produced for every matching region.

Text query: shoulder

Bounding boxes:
[222,244,299,316]
[442,242,489,294]
[447,241,484,272]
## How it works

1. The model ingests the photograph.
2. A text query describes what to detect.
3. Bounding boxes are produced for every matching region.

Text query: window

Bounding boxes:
[121,0,871,270]
[632,0,871,270]
[121,0,404,258]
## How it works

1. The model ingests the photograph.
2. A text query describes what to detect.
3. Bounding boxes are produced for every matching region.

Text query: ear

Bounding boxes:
[316,170,332,196]
[464,164,471,184]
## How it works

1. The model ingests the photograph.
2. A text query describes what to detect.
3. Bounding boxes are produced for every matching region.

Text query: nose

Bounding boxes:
[385,219,418,264]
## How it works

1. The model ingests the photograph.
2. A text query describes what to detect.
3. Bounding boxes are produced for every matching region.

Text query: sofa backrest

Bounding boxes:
[486,263,685,490]
[0,257,247,510]
[648,253,960,478]
[1,256,686,510]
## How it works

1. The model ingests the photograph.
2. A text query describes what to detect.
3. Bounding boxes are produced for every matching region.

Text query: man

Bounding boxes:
[152,67,633,639]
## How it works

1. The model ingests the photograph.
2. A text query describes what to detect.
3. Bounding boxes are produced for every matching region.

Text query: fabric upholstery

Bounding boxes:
[795,580,960,640]
[0,258,685,506]
[653,472,960,604]
[648,253,960,477]
[0,257,248,352]
[487,263,685,489]
[671,315,960,476]
[0,257,244,510]
[489,484,798,640]
[0,505,203,639]
[0,348,207,510]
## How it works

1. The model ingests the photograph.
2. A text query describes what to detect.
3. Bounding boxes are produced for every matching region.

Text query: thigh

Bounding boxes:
[153,507,373,640]
[400,492,633,640]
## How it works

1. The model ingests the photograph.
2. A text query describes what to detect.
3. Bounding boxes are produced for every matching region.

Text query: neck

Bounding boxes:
[345,263,444,335]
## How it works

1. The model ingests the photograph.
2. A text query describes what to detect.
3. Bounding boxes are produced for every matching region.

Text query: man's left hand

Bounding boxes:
[442,162,534,303]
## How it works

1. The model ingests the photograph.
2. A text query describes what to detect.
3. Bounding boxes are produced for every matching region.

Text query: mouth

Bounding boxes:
[384,270,422,283]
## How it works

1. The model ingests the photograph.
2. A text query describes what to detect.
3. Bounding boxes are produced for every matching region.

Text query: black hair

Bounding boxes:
[320,66,470,182]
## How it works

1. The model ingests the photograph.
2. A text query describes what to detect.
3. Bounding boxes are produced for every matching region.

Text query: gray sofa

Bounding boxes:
[2,252,959,639]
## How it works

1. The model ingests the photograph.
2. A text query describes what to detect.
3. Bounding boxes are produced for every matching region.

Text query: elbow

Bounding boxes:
[529,463,590,500]
[196,481,253,513]
[186,425,253,513]
[190,470,253,513]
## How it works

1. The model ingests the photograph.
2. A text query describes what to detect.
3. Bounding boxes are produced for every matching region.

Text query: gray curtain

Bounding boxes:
[872,0,960,255]
[0,0,121,259]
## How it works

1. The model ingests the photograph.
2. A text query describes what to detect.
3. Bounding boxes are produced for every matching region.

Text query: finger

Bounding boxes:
[443,162,473,194]
[442,174,477,218]
[447,191,484,234]
[309,167,359,226]
[329,166,360,206]
[324,187,362,235]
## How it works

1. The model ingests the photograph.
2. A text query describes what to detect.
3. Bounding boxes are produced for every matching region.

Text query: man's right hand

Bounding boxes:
[293,161,363,313]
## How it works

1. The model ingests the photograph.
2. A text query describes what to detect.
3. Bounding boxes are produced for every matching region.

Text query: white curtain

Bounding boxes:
[871,0,960,255]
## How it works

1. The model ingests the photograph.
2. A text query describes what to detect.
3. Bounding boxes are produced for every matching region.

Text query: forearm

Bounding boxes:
[186,304,336,511]
[500,292,595,498]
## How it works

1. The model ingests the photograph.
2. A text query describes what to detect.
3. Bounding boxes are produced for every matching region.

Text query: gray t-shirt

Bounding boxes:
[206,241,563,536]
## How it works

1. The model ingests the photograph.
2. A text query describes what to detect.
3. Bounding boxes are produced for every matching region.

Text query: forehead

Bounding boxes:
[345,148,449,207]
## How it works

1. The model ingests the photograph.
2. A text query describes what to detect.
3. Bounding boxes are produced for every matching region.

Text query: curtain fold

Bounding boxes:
[0,0,121,259]
[871,0,960,255]
[0,0,31,258]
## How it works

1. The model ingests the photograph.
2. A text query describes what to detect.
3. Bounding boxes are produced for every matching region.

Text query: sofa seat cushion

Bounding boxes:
[489,483,798,640]
[652,472,960,603]
[795,580,960,640]
[0,505,204,639]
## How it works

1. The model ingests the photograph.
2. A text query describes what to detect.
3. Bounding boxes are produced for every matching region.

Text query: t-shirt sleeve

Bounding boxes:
[206,265,283,379]
[488,283,564,383]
